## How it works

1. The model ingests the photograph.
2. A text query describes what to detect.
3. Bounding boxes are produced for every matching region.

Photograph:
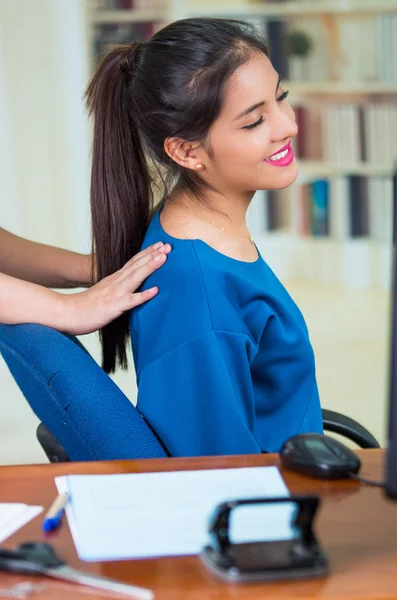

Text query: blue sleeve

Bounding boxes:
[136,330,262,457]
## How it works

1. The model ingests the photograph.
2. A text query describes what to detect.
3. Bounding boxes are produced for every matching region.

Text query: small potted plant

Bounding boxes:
[286,30,313,81]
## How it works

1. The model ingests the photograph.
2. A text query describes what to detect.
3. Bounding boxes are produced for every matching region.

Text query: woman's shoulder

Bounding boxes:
[139,238,222,311]
[142,209,230,287]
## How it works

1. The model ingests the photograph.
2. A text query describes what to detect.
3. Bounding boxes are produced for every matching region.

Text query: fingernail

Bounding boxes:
[154,253,165,262]
[148,286,158,294]
[160,244,171,252]
[154,242,164,249]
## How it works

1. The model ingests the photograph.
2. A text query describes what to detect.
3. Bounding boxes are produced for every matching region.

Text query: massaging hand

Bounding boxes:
[62,242,171,335]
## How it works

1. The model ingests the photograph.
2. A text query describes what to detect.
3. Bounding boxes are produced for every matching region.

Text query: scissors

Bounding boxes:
[0,542,153,600]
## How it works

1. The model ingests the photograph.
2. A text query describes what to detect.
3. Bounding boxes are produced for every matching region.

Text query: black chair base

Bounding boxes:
[36,423,70,463]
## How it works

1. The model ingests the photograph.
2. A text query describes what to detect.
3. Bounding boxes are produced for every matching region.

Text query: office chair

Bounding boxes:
[0,323,380,464]
[0,323,167,462]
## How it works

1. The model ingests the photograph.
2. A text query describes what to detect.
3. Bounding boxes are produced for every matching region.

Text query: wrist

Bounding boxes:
[54,291,91,335]
[80,254,95,287]
[49,292,77,333]
[66,253,94,288]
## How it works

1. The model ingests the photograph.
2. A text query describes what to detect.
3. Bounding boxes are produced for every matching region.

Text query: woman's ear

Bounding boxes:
[164,137,206,171]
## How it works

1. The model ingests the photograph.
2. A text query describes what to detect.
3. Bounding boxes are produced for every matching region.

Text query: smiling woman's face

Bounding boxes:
[203,52,298,194]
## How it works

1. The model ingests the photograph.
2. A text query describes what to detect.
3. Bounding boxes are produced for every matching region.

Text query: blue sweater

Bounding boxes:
[130,208,323,457]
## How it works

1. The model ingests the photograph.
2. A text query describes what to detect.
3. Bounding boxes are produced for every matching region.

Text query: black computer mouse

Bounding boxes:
[279,433,361,480]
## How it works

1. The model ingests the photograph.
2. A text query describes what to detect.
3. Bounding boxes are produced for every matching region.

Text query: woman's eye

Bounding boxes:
[242,91,290,130]
[243,116,264,130]
[277,90,290,102]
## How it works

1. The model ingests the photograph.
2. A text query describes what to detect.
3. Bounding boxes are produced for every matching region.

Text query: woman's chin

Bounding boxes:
[260,159,299,190]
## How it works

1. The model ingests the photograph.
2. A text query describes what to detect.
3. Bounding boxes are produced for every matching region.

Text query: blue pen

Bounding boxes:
[42,492,69,532]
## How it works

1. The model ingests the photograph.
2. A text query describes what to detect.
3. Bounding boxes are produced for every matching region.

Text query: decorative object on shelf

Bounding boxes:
[286,29,313,81]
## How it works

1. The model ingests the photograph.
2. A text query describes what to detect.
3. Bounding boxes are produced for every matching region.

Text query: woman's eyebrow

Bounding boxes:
[235,101,265,121]
[234,75,282,121]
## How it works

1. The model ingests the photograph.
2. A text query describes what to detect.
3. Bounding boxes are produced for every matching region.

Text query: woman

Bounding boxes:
[87,18,323,457]
[0,227,170,334]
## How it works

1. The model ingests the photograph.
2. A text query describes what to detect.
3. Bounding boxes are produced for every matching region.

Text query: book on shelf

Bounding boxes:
[98,1,135,8]
[93,22,158,57]
[267,18,289,79]
[97,1,167,8]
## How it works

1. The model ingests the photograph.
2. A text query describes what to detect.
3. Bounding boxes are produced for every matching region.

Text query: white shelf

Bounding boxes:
[188,1,397,18]
[286,81,397,95]
[298,161,395,177]
[90,1,397,25]
[92,9,167,24]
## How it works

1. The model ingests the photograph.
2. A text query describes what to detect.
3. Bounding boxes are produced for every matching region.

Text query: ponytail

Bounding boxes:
[85,42,152,373]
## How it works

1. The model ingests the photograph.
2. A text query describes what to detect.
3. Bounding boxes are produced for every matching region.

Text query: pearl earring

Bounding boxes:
[196,163,203,170]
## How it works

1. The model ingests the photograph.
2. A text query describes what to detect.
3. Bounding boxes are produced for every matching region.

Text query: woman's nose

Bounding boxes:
[270,108,298,143]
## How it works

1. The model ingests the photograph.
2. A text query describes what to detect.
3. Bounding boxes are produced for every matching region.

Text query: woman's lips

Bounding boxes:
[264,142,295,167]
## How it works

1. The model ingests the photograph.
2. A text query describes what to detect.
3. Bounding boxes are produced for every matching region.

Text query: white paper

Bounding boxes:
[56,467,296,562]
[0,504,43,543]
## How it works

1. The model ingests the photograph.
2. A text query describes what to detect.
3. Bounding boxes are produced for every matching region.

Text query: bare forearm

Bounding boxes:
[0,242,170,334]
[0,272,72,330]
[0,228,93,288]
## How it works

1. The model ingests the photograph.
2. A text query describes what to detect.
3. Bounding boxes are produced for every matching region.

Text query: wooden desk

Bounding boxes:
[0,450,396,600]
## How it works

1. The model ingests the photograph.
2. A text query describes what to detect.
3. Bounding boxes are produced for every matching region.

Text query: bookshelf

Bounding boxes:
[92,1,397,20]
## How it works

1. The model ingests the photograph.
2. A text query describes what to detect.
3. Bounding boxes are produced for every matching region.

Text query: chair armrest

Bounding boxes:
[322,409,380,449]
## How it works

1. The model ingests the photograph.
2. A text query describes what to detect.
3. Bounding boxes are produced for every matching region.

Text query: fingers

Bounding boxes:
[128,242,169,266]
[127,251,170,292]
[119,243,171,275]
[122,244,171,277]
[140,241,165,257]
[128,286,159,309]
[133,243,172,270]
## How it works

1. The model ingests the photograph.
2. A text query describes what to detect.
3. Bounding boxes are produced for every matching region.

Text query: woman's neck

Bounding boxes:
[169,188,254,238]
[161,188,258,263]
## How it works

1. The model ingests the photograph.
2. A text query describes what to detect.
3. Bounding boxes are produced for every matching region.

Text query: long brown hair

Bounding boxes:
[85,19,268,373]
